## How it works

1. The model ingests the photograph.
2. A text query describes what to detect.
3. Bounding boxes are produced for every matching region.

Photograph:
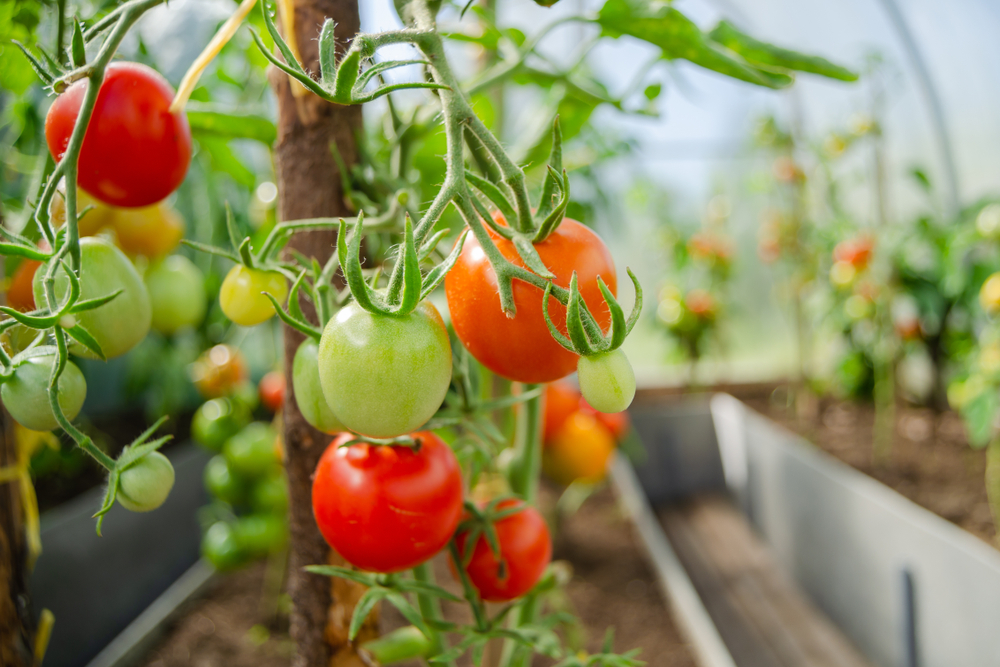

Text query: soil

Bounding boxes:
[734,387,997,545]
[137,486,697,667]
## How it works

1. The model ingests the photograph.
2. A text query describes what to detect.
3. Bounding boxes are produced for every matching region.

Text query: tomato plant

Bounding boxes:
[144,254,207,335]
[318,301,451,438]
[446,219,617,384]
[453,500,552,602]
[0,354,86,432]
[219,265,288,326]
[45,61,191,208]
[312,432,463,572]
[292,339,343,434]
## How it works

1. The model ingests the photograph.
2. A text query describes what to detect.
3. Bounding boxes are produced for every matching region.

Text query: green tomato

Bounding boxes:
[191,398,251,452]
[219,265,288,327]
[251,474,288,514]
[223,422,278,479]
[202,521,249,571]
[234,513,287,557]
[144,254,207,335]
[1,354,86,431]
[577,349,636,413]
[33,237,151,359]
[317,301,451,438]
[117,451,175,512]
[204,454,247,505]
[292,339,344,434]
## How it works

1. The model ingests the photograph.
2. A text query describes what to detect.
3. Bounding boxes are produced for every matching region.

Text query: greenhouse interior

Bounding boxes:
[1,0,999,666]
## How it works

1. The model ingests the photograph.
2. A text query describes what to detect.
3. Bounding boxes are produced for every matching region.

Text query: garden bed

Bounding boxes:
[134,486,697,667]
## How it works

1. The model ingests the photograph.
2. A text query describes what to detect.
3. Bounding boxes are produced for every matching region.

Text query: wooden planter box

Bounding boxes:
[612,394,1000,667]
[30,444,211,667]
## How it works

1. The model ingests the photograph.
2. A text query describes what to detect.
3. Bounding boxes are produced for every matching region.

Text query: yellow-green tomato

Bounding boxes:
[577,349,636,413]
[1,355,87,431]
[317,301,452,438]
[219,265,288,326]
[144,255,207,335]
[33,237,151,359]
[117,451,175,512]
[292,339,343,434]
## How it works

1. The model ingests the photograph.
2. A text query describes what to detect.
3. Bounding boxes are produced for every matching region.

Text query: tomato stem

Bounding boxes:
[507,386,543,504]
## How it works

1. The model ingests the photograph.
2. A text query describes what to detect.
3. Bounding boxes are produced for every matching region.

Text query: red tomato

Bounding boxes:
[578,397,630,442]
[8,259,41,312]
[445,218,616,384]
[833,237,874,269]
[543,381,581,443]
[258,371,285,412]
[312,432,464,573]
[453,499,551,602]
[45,62,191,208]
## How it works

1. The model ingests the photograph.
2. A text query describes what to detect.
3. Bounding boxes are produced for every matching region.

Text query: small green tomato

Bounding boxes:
[145,254,207,335]
[117,451,175,512]
[577,349,636,413]
[292,339,344,434]
[1,355,87,431]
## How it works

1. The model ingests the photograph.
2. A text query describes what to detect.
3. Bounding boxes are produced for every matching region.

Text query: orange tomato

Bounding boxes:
[543,411,615,485]
[191,344,248,399]
[258,371,286,413]
[833,236,874,270]
[112,203,184,258]
[7,259,41,312]
[543,380,581,443]
[579,397,630,442]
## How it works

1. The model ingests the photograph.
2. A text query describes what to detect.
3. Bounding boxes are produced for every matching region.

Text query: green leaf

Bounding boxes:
[185,104,277,145]
[70,18,86,68]
[349,587,387,640]
[198,136,256,188]
[305,565,378,587]
[707,20,858,82]
[66,323,106,360]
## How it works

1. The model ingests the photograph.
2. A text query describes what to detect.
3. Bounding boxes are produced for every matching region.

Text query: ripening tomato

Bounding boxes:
[543,381,581,442]
[292,339,343,434]
[1,355,87,432]
[312,432,464,573]
[113,204,184,258]
[7,259,41,312]
[453,499,551,602]
[117,451,175,512]
[445,218,616,384]
[33,237,151,359]
[578,397,630,441]
[577,349,636,414]
[258,371,285,413]
[219,265,288,327]
[45,62,191,208]
[318,301,451,438]
[191,344,247,399]
[48,181,115,236]
[543,411,615,485]
[145,255,207,335]
[833,237,874,270]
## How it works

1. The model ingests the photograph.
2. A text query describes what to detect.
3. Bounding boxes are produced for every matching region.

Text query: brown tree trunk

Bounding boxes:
[269,2,376,666]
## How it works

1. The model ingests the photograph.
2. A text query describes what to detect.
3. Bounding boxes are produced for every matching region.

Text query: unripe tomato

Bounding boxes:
[145,255,207,335]
[446,218,616,383]
[251,474,289,514]
[204,454,247,506]
[48,180,115,236]
[543,411,615,485]
[234,513,287,557]
[219,265,288,327]
[224,422,278,479]
[191,398,250,451]
[33,237,151,359]
[577,349,635,413]
[292,339,344,434]
[7,259,41,312]
[191,344,247,399]
[1,355,86,431]
[258,371,285,413]
[113,204,184,258]
[202,521,249,571]
[578,398,630,442]
[318,301,451,438]
[981,273,1000,315]
[453,499,551,602]
[45,62,191,208]
[117,451,175,512]
[543,381,581,443]
[312,432,464,573]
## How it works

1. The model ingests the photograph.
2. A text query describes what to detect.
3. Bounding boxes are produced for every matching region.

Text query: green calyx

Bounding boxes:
[336,433,424,450]
[338,212,467,318]
[251,1,448,106]
[543,268,643,356]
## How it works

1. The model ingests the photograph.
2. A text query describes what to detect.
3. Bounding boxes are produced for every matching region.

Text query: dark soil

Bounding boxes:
[736,389,997,545]
[138,486,697,667]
